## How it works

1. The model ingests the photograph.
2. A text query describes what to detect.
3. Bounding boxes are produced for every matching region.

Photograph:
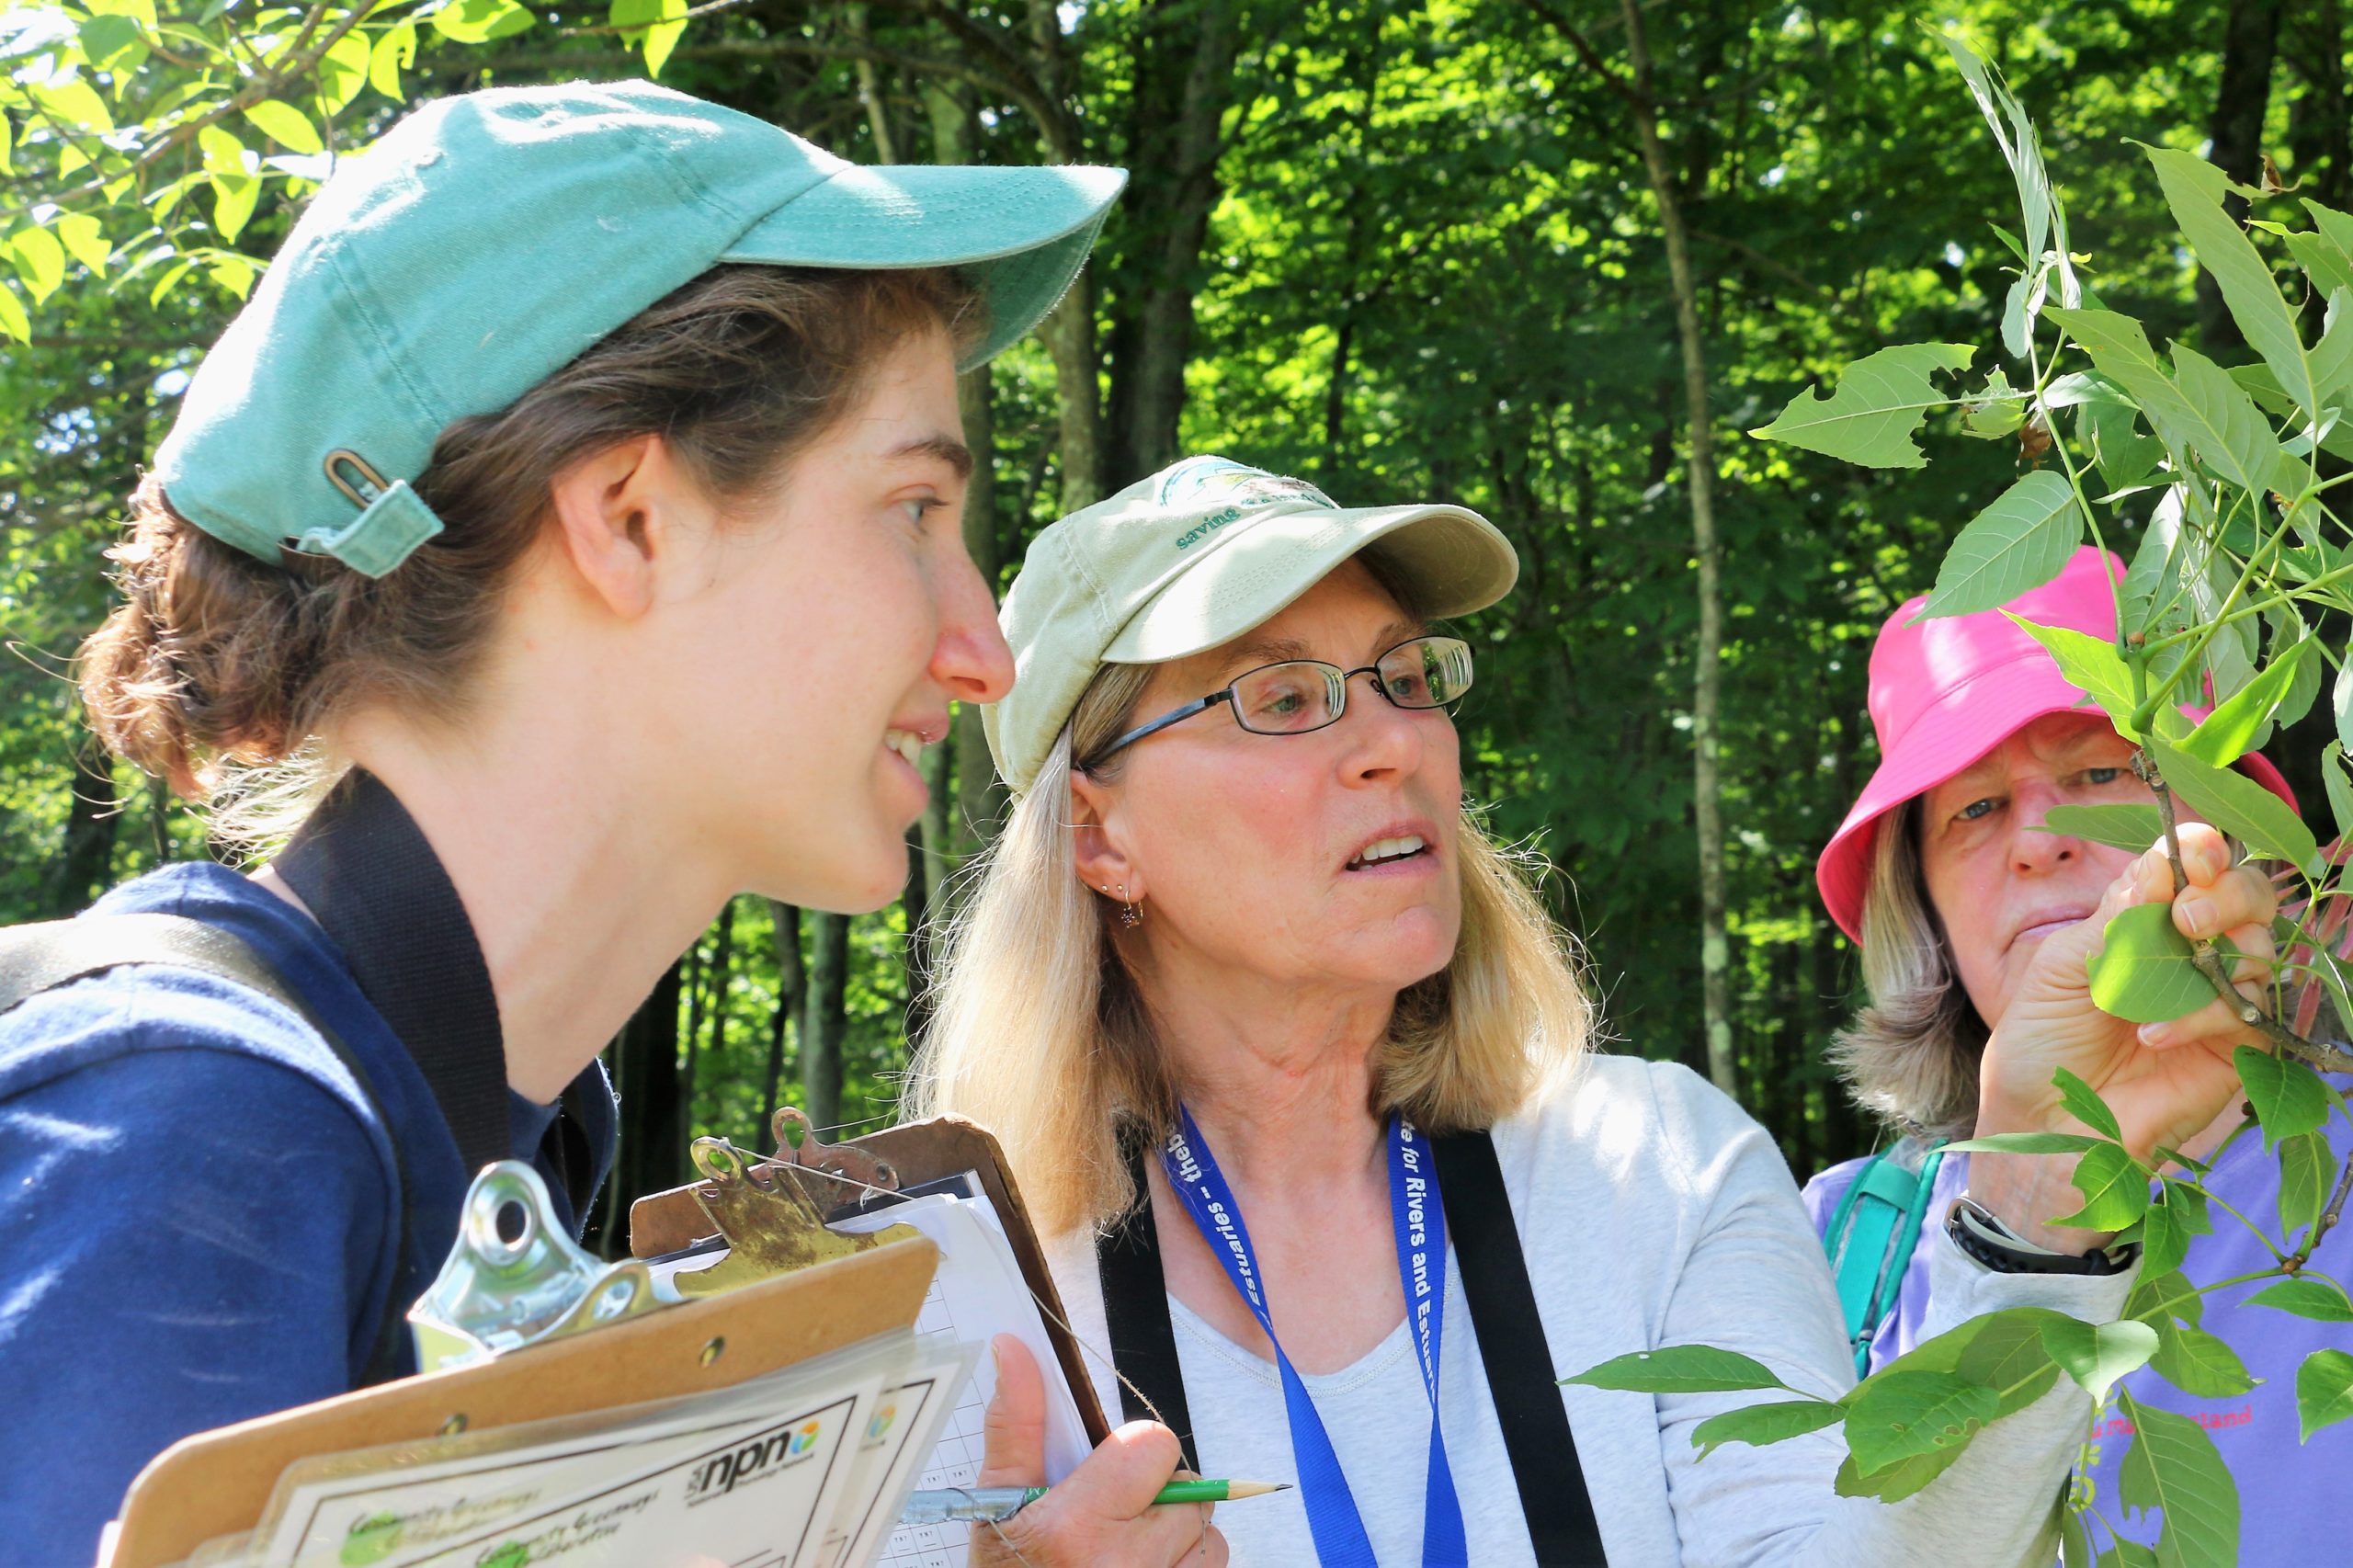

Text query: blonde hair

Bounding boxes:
[907,658,1595,1238]
[1829,801,1987,1140]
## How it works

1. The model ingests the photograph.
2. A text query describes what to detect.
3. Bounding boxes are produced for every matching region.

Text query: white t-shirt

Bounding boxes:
[1046,1053,2138,1567]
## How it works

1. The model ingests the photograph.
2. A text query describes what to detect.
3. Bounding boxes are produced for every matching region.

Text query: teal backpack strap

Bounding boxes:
[1822,1140,1947,1378]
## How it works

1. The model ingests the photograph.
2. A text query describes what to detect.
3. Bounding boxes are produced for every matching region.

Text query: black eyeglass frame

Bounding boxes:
[1079,634,1475,772]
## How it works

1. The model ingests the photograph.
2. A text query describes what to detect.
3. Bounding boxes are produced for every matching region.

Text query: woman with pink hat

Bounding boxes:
[1805,544,2347,1558]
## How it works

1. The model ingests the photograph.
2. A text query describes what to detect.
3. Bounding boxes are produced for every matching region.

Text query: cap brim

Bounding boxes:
[722,163,1127,370]
[1816,658,2303,942]
[1102,503,1519,664]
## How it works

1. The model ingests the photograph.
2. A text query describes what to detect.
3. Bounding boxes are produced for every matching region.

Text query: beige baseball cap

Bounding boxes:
[984,455,1520,795]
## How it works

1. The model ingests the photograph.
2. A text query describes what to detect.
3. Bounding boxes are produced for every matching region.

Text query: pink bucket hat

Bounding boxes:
[1816,545,2299,942]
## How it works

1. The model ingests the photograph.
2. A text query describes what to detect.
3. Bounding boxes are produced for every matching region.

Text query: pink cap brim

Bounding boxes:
[1815,653,2299,943]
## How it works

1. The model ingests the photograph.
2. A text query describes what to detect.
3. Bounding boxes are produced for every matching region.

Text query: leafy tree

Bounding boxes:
[1577,30,2353,1558]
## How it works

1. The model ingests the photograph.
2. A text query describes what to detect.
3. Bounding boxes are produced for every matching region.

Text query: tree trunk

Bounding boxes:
[682,898,736,1134]
[2200,0,2283,347]
[1104,0,1242,485]
[926,81,1012,850]
[804,911,850,1132]
[43,730,118,917]
[762,901,804,1143]
[1620,0,1737,1096]
[847,4,900,162]
[611,956,687,1206]
[2288,0,2352,217]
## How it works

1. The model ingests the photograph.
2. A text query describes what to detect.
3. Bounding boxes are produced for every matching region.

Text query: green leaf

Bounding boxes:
[2179,637,2314,767]
[0,112,12,175]
[2118,1391,2239,1568]
[2278,1130,2329,1239]
[209,171,259,244]
[2040,1315,2158,1403]
[2004,614,2141,736]
[1945,1310,2066,1419]
[2246,1275,2353,1321]
[2297,1348,2353,1440]
[2140,1192,2192,1276]
[1563,1345,1794,1394]
[2234,1045,2331,1148]
[2097,1542,2162,1568]
[2034,803,2163,852]
[31,77,115,136]
[52,212,105,277]
[1961,368,2027,437]
[2052,1065,2125,1142]
[76,12,149,73]
[2088,904,2212,1027]
[0,283,29,344]
[431,0,539,43]
[1832,1442,1967,1503]
[2050,1142,2153,1231]
[1749,343,1975,468]
[1688,1398,1842,1460]
[197,124,246,173]
[2148,736,2322,874]
[9,227,64,304]
[369,22,415,102]
[2324,743,2353,843]
[2286,221,2353,302]
[243,99,323,155]
[2061,1509,2092,1568]
[147,254,196,308]
[2148,1322,2256,1398]
[1843,1369,2000,1478]
[1919,470,2085,618]
[2147,145,2336,426]
[2048,308,2285,494]
[1942,1131,2110,1155]
[2128,1268,2205,1330]
[314,30,370,116]
[207,250,257,300]
[2082,397,2167,499]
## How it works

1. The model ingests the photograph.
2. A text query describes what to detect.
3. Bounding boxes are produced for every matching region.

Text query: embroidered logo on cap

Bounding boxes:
[1156,454,1336,517]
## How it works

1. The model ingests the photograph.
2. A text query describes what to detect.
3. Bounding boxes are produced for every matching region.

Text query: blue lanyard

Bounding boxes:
[1160,1107,1468,1567]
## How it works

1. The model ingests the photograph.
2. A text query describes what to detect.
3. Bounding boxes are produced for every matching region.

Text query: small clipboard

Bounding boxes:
[629,1112,1114,1448]
[108,1236,936,1568]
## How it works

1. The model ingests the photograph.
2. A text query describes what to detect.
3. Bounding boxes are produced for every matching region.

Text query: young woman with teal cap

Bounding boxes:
[0,82,1123,1563]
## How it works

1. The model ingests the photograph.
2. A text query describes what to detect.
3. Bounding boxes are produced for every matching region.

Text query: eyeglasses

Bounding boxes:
[1082,634,1475,770]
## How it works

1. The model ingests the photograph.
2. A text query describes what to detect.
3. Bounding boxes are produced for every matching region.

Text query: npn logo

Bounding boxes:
[866,1402,899,1444]
[687,1418,826,1505]
[788,1419,822,1456]
[339,1511,404,1566]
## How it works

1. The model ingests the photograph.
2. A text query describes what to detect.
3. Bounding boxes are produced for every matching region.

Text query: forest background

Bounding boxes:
[3,0,2341,1253]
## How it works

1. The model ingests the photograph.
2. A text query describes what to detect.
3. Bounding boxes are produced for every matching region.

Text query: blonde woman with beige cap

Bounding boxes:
[910,456,2270,1566]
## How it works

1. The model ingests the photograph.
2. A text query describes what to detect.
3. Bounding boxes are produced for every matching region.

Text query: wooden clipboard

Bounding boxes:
[629,1113,1114,1448]
[108,1235,937,1568]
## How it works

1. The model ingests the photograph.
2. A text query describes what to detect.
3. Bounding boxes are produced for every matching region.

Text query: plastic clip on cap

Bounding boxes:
[149,81,1126,581]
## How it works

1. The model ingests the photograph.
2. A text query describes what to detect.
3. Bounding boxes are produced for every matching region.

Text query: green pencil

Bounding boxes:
[900,1478,1290,1524]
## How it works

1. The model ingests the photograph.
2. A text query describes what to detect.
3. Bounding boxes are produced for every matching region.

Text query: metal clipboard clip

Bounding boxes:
[407,1109,920,1372]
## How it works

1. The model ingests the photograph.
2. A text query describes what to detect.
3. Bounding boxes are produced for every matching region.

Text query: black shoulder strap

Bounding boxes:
[277,770,512,1180]
[1098,1131,1199,1473]
[1432,1129,1606,1566]
[0,911,412,1385]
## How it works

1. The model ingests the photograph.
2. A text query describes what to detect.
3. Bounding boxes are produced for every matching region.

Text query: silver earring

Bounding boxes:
[1118,882,1142,928]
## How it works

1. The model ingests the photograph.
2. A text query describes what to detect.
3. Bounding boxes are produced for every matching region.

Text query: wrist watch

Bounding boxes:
[1946,1196,2140,1276]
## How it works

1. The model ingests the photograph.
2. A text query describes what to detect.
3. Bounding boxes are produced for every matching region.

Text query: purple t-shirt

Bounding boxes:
[1804,1119,2352,1557]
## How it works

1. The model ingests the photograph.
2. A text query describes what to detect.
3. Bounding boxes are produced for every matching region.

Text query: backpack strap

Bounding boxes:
[0,911,413,1385]
[1821,1139,1946,1378]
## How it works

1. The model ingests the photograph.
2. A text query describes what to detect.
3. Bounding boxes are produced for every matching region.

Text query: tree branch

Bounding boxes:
[1521,0,1644,108]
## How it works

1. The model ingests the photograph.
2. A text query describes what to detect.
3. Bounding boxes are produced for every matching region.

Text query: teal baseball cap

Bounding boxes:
[152,80,1125,578]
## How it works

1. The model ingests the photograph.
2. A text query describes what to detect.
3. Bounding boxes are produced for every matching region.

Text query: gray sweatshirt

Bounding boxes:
[1048,1053,2131,1566]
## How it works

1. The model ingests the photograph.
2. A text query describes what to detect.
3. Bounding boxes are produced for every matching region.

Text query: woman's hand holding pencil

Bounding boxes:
[970,1335,1232,1566]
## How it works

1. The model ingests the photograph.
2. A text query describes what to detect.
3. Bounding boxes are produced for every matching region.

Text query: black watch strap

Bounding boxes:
[1945,1197,2139,1276]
